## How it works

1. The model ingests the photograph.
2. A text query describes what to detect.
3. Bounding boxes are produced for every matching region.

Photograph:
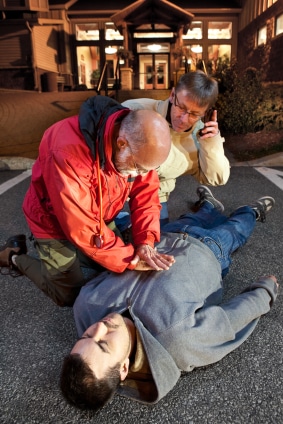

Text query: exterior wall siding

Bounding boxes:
[33,25,58,72]
[237,1,283,81]
[0,23,34,89]
[0,24,31,68]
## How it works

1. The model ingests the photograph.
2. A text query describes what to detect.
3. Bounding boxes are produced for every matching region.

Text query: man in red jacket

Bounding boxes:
[0,96,174,306]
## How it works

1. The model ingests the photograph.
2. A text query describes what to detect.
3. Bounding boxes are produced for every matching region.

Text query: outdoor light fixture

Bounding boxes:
[191,45,203,54]
[148,44,162,52]
[105,46,117,54]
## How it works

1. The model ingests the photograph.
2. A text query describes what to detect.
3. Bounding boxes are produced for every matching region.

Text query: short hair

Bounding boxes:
[60,353,121,411]
[176,70,218,108]
[119,110,150,153]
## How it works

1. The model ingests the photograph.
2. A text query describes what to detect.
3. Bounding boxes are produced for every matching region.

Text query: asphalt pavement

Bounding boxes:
[0,90,283,423]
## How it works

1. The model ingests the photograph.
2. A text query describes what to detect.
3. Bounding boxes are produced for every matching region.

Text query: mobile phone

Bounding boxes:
[202,107,215,124]
[199,108,215,136]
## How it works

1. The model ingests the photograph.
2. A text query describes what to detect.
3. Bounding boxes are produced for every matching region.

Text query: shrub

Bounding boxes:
[214,61,264,134]
[256,83,283,131]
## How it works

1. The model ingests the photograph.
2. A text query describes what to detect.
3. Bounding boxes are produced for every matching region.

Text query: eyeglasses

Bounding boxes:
[127,143,150,176]
[174,92,204,121]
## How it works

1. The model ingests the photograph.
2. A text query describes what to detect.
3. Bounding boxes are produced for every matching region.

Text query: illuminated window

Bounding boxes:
[183,21,203,39]
[134,23,173,38]
[276,13,283,36]
[76,24,99,41]
[76,46,100,89]
[105,22,123,41]
[208,22,232,39]
[208,45,231,65]
[180,45,203,71]
[267,0,277,7]
[257,26,267,45]
[134,32,173,38]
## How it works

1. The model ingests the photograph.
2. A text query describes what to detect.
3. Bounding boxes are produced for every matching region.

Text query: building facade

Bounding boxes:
[0,0,281,92]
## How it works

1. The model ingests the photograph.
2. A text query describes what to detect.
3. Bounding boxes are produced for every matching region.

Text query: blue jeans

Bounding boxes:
[162,202,257,277]
[115,202,169,231]
[114,211,132,232]
[160,202,169,228]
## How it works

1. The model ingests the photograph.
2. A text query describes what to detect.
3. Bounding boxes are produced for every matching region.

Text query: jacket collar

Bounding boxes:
[79,95,129,167]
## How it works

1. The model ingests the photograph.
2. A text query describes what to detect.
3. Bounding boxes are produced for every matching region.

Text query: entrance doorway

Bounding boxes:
[139,54,169,89]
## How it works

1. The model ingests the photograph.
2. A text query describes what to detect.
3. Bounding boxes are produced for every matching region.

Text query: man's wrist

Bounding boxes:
[127,262,136,270]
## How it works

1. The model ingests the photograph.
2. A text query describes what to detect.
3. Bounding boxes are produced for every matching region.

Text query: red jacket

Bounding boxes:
[23,96,161,273]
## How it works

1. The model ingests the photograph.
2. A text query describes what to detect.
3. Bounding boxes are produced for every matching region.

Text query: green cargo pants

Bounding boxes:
[16,238,105,307]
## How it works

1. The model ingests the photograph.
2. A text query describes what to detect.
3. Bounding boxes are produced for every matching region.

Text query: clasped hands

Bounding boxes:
[130,244,175,271]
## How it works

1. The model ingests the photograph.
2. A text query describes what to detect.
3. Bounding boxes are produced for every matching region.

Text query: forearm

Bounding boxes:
[129,171,161,246]
[197,134,230,185]
[178,277,278,369]
[222,276,278,333]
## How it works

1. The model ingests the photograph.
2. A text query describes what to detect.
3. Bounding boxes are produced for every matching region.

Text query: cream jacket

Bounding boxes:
[122,98,230,203]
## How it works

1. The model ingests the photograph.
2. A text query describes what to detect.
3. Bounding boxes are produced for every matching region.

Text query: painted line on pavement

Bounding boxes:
[255,167,283,190]
[0,169,32,195]
[1,167,282,197]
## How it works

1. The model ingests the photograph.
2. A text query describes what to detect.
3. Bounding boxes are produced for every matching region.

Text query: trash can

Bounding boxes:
[45,72,58,92]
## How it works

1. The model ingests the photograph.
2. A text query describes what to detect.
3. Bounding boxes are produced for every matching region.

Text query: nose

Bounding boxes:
[180,112,191,123]
[90,321,108,339]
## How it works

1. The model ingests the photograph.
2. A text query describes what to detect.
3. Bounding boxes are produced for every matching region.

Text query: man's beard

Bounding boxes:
[115,148,138,177]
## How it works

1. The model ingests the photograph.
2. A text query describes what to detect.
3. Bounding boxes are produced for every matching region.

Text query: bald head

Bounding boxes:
[119,109,171,169]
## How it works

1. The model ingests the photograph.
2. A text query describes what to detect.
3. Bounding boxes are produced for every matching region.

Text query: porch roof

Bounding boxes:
[111,0,194,34]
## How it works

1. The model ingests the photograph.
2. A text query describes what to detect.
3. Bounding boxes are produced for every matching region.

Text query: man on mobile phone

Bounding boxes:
[117,70,230,228]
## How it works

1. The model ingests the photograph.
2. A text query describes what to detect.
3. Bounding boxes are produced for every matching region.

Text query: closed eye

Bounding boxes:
[77,335,110,353]
[97,340,110,353]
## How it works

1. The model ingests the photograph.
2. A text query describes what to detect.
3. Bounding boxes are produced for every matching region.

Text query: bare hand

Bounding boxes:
[262,275,279,289]
[199,109,219,139]
[130,244,175,271]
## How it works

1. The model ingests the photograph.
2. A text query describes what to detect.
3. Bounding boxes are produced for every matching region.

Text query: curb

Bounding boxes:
[1,152,283,171]
[0,157,35,171]
[231,152,283,167]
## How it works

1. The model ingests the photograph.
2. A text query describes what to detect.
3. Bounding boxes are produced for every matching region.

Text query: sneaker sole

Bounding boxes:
[196,185,224,212]
[256,196,275,212]
[196,185,214,198]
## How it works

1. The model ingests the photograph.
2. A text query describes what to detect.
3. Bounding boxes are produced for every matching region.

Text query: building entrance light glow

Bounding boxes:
[191,45,203,54]
[148,44,162,52]
[105,46,117,54]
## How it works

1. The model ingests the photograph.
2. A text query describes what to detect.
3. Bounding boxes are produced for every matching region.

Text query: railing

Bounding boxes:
[96,62,108,95]
[95,61,121,99]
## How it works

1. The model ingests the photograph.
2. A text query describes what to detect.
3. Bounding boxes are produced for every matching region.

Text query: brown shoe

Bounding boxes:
[0,234,27,276]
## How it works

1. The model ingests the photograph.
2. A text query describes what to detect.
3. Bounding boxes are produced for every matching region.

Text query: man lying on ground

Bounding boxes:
[60,187,279,411]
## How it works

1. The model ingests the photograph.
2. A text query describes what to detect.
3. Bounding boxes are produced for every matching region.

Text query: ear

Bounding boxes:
[119,358,130,381]
[116,136,128,151]
[169,88,175,103]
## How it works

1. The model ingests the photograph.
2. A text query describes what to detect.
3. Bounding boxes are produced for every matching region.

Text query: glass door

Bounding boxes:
[139,54,168,89]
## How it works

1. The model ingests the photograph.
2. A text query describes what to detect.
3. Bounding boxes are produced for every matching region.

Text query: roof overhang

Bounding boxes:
[111,0,194,34]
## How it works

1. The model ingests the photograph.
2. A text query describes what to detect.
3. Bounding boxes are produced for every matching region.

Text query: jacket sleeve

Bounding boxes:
[128,170,161,247]
[41,148,135,273]
[195,130,230,186]
[174,276,278,370]
[157,125,230,204]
